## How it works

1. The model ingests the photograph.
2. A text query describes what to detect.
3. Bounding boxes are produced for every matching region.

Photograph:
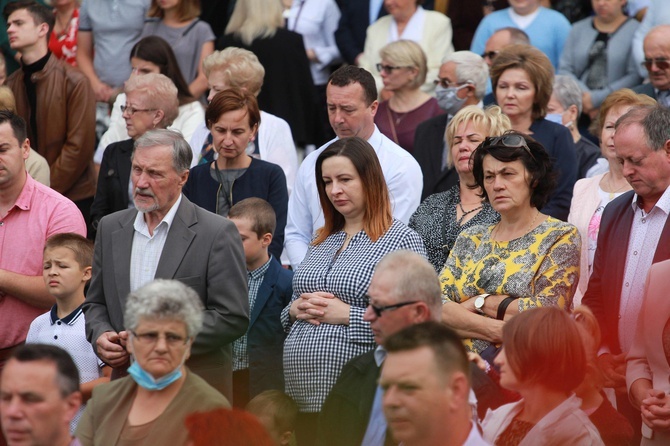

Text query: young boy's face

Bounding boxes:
[43,247,91,299]
[230,217,271,268]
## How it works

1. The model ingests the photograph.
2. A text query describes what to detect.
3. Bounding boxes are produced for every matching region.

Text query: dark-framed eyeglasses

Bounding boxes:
[120,105,157,116]
[376,63,411,74]
[481,51,500,60]
[130,330,189,347]
[433,78,471,89]
[642,58,670,71]
[483,134,535,160]
[368,301,419,318]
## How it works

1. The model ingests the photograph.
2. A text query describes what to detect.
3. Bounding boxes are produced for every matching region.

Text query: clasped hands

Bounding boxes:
[641,389,670,432]
[289,292,351,326]
[96,330,130,368]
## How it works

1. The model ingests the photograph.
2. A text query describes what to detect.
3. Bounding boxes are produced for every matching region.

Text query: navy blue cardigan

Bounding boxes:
[183,157,288,259]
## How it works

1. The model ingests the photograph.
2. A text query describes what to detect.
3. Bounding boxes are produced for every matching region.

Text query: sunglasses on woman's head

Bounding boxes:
[483,134,536,160]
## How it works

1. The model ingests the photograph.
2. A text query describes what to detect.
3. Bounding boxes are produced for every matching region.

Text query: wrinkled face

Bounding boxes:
[381,347,454,445]
[508,0,541,15]
[1,360,79,446]
[210,108,258,163]
[43,247,91,300]
[482,156,533,214]
[131,145,188,215]
[321,155,365,222]
[207,70,229,103]
[592,0,626,21]
[123,90,160,139]
[0,122,29,191]
[496,68,536,122]
[6,9,47,52]
[326,83,378,139]
[379,59,417,92]
[128,318,191,379]
[230,217,269,269]
[643,32,670,91]
[614,123,670,205]
[600,105,631,160]
[130,57,161,77]
[494,347,521,391]
[450,120,487,176]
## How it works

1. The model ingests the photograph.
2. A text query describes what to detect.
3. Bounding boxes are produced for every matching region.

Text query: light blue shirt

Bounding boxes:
[369,0,384,25]
[361,346,388,446]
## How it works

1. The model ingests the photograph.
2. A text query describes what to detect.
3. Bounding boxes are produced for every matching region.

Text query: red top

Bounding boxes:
[48,8,79,66]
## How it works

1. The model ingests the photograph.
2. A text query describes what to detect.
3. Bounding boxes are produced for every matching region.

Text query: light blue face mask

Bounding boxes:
[545,113,563,124]
[435,84,470,115]
[127,359,183,391]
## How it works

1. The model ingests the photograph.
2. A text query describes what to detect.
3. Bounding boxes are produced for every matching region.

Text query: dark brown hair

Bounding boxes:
[206,87,261,130]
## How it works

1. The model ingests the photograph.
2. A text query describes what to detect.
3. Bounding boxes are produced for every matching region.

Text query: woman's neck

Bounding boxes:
[603,160,632,192]
[215,154,251,170]
[394,6,417,34]
[510,115,534,134]
[54,4,76,31]
[496,206,542,240]
[162,8,187,26]
[389,89,429,112]
[517,387,570,424]
[343,218,364,236]
[458,176,481,204]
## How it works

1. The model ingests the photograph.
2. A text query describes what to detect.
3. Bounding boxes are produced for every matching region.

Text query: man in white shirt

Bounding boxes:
[284,65,422,268]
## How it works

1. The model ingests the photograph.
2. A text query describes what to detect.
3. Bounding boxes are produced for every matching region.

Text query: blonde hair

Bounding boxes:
[125,73,180,129]
[0,86,16,113]
[203,48,265,96]
[444,105,511,169]
[225,0,284,46]
[379,40,427,90]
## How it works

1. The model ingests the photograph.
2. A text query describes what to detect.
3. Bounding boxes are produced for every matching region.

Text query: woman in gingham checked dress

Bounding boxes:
[281,137,426,443]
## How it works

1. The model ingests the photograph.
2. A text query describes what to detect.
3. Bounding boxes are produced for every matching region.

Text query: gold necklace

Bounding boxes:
[604,173,629,200]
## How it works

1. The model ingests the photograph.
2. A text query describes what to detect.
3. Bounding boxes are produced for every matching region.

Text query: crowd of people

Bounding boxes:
[3,0,670,445]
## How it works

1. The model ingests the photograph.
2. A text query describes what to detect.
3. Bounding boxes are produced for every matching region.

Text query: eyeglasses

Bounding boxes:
[433,78,471,89]
[642,58,670,71]
[130,330,188,347]
[376,63,411,74]
[483,134,536,160]
[368,301,419,318]
[120,105,157,116]
[481,51,500,60]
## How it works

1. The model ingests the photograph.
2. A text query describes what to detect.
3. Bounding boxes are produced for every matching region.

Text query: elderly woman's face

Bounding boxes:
[123,90,160,140]
[450,120,487,176]
[207,70,228,103]
[600,105,632,160]
[496,68,535,123]
[384,0,417,19]
[494,348,521,391]
[321,155,365,222]
[482,155,533,214]
[211,108,258,164]
[129,318,190,379]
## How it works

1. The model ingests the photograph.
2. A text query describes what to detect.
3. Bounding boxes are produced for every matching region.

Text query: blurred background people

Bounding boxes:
[49,0,79,66]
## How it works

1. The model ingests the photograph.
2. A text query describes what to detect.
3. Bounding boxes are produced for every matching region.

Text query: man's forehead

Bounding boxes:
[8,8,34,23]
[1,359,58,390]
[327,82,367,105]
[487,30,510,50]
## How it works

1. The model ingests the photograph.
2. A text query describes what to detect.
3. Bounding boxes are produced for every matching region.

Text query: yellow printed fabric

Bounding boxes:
[439,217,580,353]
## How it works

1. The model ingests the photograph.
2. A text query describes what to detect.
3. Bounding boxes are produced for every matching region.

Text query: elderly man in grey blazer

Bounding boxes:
[83,129,248,399]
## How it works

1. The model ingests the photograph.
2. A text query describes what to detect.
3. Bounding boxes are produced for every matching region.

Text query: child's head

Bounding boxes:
[43,233,93,300]
[228,198,276,268]
[0,85,16,112]
[246,390,297,446]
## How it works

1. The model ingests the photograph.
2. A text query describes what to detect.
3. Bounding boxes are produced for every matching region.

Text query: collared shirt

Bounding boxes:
[389,6,424,42]
[129,194,182,292]
[285,126,423,268]
[233,257,273,371]
[0,174,86,349]
[618,186,670,354]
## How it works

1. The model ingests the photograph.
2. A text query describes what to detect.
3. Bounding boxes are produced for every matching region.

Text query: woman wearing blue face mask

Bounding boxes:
[374,40,444,153]
[76,279,229,446]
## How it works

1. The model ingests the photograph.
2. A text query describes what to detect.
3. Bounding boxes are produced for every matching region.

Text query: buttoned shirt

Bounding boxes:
[618,186,670,354]
[0,174,85,349]
[129,195,182,292]
[233,257,272,371]
[284,126,423,268]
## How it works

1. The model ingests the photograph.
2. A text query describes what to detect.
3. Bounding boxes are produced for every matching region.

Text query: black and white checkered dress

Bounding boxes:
[282,219,426,412]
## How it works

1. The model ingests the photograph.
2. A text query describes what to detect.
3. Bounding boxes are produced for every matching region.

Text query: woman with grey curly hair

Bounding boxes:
[76,279,229,446]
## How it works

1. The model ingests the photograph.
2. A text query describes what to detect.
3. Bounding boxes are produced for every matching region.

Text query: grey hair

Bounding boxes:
[616,105,670,151]
[442,51,489,100]
[203,48,265,96]
[552,75,583,115]
[125,73,180,128]
[374,251,442,321]
[124,279,204,338]
[133,129,193,173]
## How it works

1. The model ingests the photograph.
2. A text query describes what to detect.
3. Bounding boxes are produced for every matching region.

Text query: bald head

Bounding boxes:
[484,28,530,68]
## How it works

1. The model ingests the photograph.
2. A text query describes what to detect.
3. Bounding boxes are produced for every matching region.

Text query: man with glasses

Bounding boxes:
[413,51,489,199]
[316,250,442,446]
[4,1,96,232]
[634,25,670,107]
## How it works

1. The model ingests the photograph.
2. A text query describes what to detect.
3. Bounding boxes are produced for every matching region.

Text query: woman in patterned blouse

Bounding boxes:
[281,136,425,445]
[409,105,509,272]
[439,131,580,360]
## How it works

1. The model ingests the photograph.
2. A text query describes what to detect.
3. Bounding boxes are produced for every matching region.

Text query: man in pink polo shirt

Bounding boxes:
[0,110,86,371]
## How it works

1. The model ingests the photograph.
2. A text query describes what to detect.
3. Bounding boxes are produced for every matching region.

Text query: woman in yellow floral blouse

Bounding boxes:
[440,131,580,360]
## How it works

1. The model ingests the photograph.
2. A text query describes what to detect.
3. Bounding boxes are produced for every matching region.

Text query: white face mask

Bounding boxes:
[435,84,470,115]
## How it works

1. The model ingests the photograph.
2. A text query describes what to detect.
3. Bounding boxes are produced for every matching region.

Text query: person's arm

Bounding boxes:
[49,74,97,195]
[308,1,343,70]
[188,40,214,98]
[284,161,316,268]
[333,0,364,65]
[441,300,505,342]
[76,31,113,102]
[80,365,111,403]
[556,24,590,92]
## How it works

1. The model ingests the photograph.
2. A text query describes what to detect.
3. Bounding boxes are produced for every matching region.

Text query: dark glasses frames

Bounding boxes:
[481,51,500,60]
[376,63,411,74]
[642,58,670,71]
[368,301,419,318]
[483,134,536,160]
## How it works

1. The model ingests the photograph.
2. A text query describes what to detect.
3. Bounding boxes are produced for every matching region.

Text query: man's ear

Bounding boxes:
[261,232,273,248]
[447,372,470,412]
[21,138,30,161]
[369,99,379,117]
[279,431,293,446]
[63,391,83,424]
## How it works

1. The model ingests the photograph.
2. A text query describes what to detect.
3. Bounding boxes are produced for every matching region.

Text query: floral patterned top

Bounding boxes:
[48,8,79,66]
[440,217,580,354]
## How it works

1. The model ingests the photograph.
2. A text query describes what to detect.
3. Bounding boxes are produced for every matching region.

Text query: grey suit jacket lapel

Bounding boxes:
[112,211,136,306]
[155,196,197,279]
